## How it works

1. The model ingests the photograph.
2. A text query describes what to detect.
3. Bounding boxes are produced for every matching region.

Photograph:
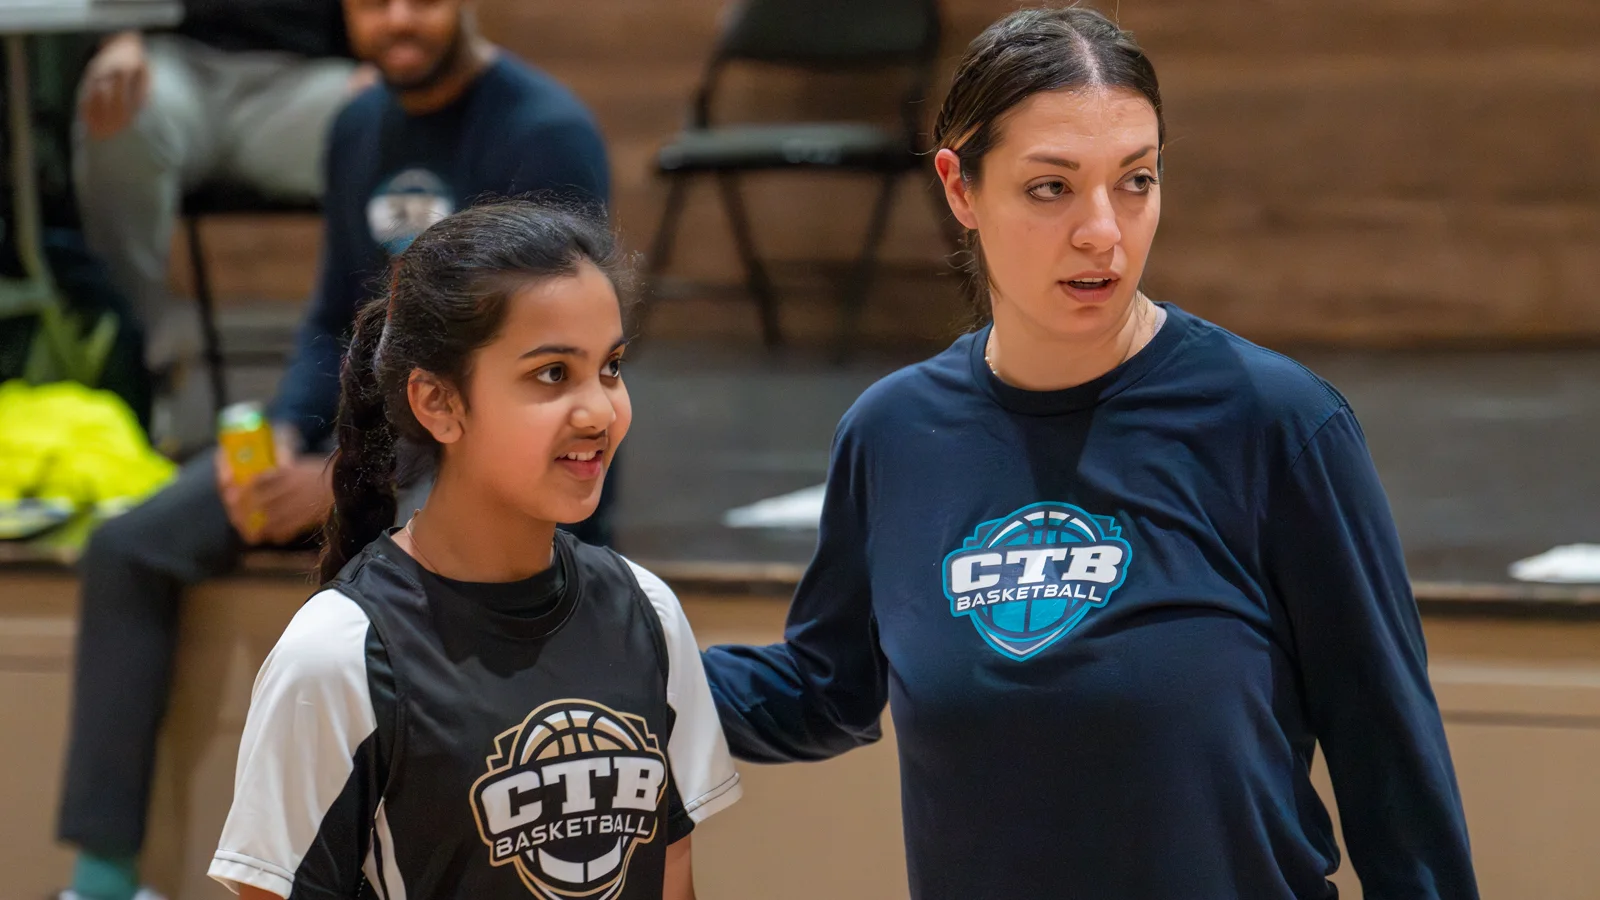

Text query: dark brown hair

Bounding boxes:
[932,5,1164,321]
[317,198,628,583]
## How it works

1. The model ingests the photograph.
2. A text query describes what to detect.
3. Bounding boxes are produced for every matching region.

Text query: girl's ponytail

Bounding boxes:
[317,297,398,582]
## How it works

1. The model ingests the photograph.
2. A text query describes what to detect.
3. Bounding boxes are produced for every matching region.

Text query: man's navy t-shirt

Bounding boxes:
[273,55,610,447]
[703,306,1478,899]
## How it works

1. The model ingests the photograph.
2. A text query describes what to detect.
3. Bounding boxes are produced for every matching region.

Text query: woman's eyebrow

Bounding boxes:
[1025,153,1079,170]
[1119,145,1158,166]
[1023,146,1156,170]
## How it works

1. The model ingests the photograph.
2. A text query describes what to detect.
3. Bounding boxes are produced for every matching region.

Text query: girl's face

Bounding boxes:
[937,86,1162,341]
[434,260,631,527]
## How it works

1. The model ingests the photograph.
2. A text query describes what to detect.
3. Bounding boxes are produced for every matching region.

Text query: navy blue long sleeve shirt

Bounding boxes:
[271,55,610,448]
[702,305,1477,899]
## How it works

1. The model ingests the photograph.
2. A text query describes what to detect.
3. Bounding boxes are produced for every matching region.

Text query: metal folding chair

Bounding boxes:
[180,183,320,416]
[645,0,953,351]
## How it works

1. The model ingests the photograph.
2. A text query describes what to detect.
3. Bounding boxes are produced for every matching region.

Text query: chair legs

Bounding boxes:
[716,173,782,348]
[646,177,690,276]
[636,177,690,344]
[836,171,902,360]
[647,167,933,356]
[184,215,228,415]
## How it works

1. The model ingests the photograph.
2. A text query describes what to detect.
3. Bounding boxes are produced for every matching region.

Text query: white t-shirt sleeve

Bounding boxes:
[625,560,743,824]
[208,589,381,897]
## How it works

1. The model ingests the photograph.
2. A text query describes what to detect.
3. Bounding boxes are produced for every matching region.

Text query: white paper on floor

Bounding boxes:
[723,484,827,529]
[1508,544,1600,584]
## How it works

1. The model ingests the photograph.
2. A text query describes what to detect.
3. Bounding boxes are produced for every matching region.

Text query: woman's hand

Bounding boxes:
[664,834,696,900]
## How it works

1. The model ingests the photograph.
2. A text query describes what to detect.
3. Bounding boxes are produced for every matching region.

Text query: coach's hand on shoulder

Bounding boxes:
[80,31,149,141]
[217,426,334,546]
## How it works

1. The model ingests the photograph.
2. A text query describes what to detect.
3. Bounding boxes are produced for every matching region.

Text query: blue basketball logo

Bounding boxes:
[944,502,1132,660]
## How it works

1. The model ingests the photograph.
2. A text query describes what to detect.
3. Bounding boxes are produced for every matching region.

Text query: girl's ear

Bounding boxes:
[407,369,465,444]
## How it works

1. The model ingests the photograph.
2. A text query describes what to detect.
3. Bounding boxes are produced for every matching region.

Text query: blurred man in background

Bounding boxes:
[55,2,610,898]
[74,0,361,381]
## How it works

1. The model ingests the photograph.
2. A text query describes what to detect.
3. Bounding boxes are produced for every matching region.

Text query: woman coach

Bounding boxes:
[700,6,1478,899]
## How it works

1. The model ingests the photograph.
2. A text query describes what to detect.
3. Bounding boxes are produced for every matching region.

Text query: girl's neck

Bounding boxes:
[985,293,1163,391]
[394,467,556,583]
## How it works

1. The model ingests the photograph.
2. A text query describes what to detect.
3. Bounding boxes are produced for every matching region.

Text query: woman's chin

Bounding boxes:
[1023,291,1137,339]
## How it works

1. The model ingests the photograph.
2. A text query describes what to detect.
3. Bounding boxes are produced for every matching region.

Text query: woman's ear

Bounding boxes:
[934,148,980,231]
[407,370,464,444]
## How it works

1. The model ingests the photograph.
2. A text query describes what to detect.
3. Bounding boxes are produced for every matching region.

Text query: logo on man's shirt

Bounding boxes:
[471,699,666,899]
[367,168,455,254]
[944,502,1132,660]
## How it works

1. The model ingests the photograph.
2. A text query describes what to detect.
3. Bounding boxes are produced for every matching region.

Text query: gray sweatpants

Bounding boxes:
[74,35,355,368]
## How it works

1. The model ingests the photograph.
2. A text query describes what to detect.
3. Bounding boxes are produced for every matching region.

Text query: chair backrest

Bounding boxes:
[715,0,941,68]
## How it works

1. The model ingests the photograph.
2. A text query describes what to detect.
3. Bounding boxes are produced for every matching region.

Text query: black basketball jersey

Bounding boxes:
[210,531,741,899]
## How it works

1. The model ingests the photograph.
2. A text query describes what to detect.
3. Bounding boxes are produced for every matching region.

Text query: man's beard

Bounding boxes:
[381,27,468,93]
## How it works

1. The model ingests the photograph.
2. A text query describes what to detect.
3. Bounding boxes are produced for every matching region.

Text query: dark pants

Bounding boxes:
[57,454,242,855]
[56,453,617,855]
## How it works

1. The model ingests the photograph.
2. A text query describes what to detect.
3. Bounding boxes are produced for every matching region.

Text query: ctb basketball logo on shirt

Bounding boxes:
[471,699,667,899]
[944,502,1132,660]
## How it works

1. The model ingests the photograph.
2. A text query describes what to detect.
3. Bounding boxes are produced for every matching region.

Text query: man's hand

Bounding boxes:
[217,426,334,546]
[80,31,150,141]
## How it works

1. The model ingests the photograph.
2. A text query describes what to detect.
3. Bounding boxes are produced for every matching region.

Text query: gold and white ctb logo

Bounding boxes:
[471,699,667,899]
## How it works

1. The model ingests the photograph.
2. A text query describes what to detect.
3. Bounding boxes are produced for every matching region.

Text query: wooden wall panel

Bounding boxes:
[7,575,1600,899]
[187,0,1600,346]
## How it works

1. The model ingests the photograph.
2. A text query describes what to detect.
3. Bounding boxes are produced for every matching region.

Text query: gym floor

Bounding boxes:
[211,306,1600,584]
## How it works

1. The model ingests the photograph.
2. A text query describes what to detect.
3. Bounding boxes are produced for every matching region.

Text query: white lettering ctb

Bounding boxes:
[482,770,542,833]
[950,552,1003,593]
[1064,546,1125,584]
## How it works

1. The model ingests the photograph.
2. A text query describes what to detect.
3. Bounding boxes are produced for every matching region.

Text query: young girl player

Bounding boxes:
[208,201,741,899]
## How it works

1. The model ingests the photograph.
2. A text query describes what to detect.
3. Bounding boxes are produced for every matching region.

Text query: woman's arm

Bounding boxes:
[700,423,889,762]
[663,835,696,900]
[1265,407,1478,898]
[239,886,283,900]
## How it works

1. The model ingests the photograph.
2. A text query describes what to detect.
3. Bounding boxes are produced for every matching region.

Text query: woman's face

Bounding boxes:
[428,260,631,528]
[937,86,1162,341]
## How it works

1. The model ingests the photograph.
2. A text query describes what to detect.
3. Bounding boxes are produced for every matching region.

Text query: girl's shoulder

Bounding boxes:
[262,588,378,689]
[559,539,694,664]
[616,557,691,643]
[613,556,702,697]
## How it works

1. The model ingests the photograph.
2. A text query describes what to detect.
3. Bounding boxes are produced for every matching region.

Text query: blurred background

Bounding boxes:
[1,0,1597,898]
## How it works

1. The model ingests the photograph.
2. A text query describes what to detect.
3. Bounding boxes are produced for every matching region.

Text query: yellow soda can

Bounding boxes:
[217,402,276,535]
